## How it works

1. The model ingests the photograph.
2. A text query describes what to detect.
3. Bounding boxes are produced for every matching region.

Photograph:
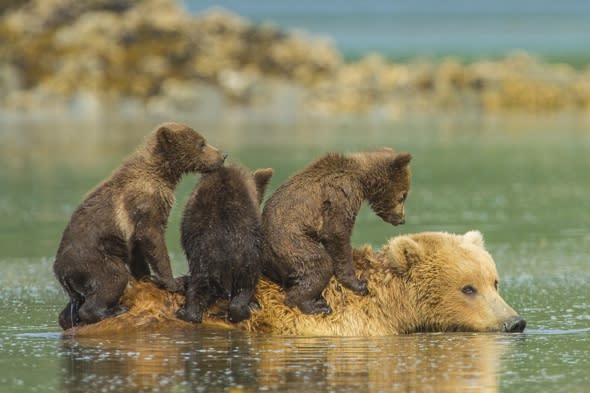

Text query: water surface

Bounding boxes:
[1,114,589,392]
[187,0,590,63]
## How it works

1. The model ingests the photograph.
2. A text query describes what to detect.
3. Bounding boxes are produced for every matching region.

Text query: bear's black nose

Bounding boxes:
[223,153,228,161]
[503,316,526,333]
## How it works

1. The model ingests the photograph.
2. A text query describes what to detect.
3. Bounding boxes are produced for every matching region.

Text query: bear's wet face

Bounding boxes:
[388,231,526,333]
[446,268,527,333]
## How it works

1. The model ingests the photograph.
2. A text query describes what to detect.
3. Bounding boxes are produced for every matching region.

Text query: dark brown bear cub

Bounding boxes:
[54,122,226,330]
[262,148,411,315]
[177,164,273,323]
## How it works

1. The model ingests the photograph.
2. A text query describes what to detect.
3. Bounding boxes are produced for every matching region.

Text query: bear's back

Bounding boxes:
[264,153,360,212]
[291,153,358,183]
[181,165,262,259]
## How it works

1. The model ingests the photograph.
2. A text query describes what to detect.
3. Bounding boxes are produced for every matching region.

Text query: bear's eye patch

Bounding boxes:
[461,285,477,296]
[200,140,206,149]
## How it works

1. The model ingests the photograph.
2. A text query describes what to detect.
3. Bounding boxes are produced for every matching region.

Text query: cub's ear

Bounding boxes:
[253,168,274,205]
[155,123,175,148]
[391,152,412,170]
[383,235,424,275]
[463,230,484,247]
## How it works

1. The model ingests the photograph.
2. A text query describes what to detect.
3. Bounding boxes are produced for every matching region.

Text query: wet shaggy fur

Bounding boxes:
[177,164,273,323]
[261,148,412,315]
[63,231,526,337]
[53,122,226,330]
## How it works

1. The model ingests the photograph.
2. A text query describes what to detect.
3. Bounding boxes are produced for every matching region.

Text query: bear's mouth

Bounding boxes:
[413,318,526,334]
[378,213,405,226]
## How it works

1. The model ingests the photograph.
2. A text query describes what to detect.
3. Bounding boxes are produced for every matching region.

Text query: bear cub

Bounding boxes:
[178,163,273,323]
[262,148,411,315]
[54,122,226,330]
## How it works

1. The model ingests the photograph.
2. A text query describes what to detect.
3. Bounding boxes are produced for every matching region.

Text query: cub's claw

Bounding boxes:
[347,278,369,296]
[297,297,333,315]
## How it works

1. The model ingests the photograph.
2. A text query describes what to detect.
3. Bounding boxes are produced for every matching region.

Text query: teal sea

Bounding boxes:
[1,115,589,392]
[187,0,590,63]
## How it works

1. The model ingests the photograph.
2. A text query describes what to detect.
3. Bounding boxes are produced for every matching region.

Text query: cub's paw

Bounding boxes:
[229,303,251,323]
[248,299,261,313]
[176,307,203,323]
[58,302,82,330]
[298,297,333,315]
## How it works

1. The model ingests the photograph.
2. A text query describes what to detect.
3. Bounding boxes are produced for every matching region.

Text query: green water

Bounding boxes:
[1,114,589,392]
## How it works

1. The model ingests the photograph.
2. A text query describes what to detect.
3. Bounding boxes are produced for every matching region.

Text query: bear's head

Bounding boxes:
[360,149,411,226]
[150,122,226,175]
[383,231,526,333]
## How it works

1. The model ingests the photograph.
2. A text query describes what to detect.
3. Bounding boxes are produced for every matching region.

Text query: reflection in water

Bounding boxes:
[3,117,588,392]
[59,330,522,392]
[59,329,257,393]
[255,334,521,392]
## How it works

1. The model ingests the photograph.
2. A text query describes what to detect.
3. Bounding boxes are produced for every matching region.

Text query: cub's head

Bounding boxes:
[383,231,526,333]
[361,149,411,226]
[152,122,226,174]
[199,164,274,209]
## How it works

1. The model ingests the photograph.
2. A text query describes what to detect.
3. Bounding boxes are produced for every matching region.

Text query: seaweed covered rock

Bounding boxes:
[0,0,340,113]
[1,0,589,115]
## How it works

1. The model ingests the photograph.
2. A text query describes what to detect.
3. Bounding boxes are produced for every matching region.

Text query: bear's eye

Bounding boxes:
[200,141,206,149]
[494,280,499,291]
[462,285,477,296]
[398,192,407,203]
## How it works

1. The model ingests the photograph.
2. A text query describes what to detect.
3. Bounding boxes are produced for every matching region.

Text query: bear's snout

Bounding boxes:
[503,316,526,333]
[389,216,405,226]
[377,212,405,226]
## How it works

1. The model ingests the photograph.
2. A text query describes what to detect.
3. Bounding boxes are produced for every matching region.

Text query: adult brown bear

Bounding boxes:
[63,231,526,337]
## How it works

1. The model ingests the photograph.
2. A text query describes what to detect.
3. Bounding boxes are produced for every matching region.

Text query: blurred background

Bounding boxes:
[2,0,590,118]
[0,1,589,392]
[189,0,590,63]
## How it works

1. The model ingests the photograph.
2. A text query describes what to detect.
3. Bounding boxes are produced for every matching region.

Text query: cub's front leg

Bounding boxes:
[323,233,368,296]
[135,226,184,292]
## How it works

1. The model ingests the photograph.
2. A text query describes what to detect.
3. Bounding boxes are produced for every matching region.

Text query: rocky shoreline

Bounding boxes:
[1,0,590,118]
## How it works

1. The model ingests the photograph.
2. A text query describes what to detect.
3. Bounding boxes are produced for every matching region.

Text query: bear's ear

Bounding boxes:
[383,235,424,275]
[463,230,484,247]
[253,168,274,205]
[391,152,412,171]
[155,124,175,149]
